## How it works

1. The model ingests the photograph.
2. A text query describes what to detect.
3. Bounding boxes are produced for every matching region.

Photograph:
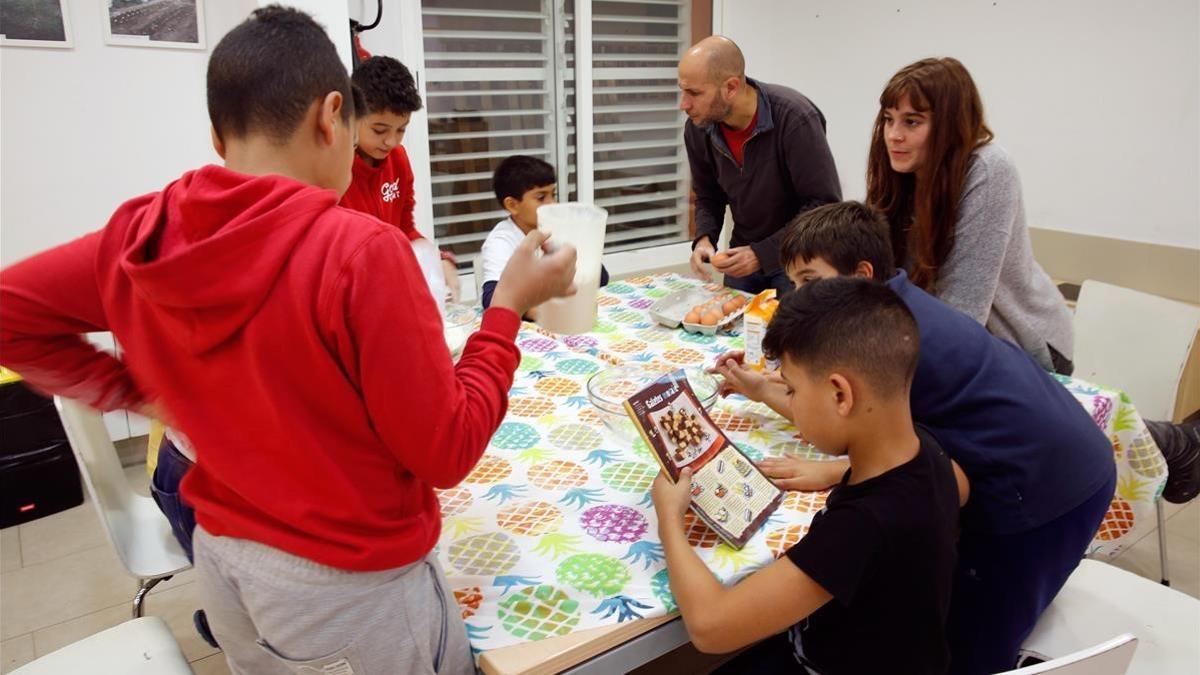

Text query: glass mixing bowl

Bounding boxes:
[586,363,719,441]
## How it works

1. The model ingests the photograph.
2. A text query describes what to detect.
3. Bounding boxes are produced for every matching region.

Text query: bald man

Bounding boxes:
[680,36,841,295]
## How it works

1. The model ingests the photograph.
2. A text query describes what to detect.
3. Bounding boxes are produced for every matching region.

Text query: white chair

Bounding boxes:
[1073,279,1200,422]
[54,397,191,618]
[12,616,193,674]
[1072,279,1200,586]
[1002,634,1137,674]
[1017,559,1200,675]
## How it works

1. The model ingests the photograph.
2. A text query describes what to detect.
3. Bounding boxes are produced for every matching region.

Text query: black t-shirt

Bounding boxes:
[785,426,960,675]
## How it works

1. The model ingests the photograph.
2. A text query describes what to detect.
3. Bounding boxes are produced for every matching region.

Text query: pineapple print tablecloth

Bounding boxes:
[440,273,1163,655]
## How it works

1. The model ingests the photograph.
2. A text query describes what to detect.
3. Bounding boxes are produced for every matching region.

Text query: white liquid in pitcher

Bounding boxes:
[537,272,600,334]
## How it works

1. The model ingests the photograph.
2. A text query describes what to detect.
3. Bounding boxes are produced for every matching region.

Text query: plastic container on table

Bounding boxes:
[534,203,607,334]
[586,363,719,441]
[443,302,476,358]
[648,287,750,335]
[411,237,447,314]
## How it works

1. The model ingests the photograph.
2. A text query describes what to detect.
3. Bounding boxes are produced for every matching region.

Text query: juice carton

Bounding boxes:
[742,289,779,372]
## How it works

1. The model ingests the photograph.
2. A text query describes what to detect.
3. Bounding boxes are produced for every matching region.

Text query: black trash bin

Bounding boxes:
[0,382,83,528]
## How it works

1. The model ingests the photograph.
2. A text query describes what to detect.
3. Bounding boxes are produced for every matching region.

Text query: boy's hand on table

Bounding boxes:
[652,467,693,528]
[709,350,768,401]
[756,456,845,491]
[491,230,577,317]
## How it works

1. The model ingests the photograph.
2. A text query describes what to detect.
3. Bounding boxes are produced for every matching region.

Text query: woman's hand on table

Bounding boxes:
[652,467,693,529]
[492,230,577,316]
[756,456,846,491]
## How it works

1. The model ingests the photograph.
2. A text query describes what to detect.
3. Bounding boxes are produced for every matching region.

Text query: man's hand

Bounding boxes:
[652,467,693,527]
[710,245,760,278]
[756,456,845,491]
[690,237,715,282]
[440,259,461,303]
[709,350,768,401]
[491,230,577,317]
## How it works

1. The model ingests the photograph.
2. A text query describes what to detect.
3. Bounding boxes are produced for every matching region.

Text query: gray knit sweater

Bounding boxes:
[933,142,1074,371]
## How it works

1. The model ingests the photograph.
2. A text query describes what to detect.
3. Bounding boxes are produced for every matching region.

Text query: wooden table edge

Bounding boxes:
[479,612,682,675]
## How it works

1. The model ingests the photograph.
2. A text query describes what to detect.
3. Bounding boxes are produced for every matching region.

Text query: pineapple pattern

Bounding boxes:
[601,462,659,494]
[1096,496,1135,541]
[682,511,721,548]
[436,487,474,517]
[709,410,760,433]
[448,532,521,575]
[434,272,1161,653]
[497,501,564,537]
[498,585,582,641]
[491,423,540,450]
[1125,429,1167,479]
[464,457,512,485]
[766,524,810,558]
[548,424,603,452]
[556,359,600,376]
[579,504,648,543]
[783,490,830,514]
[534,376,581,398]
[508,396,557,419]
[556,553,632,597]
[526,460,589,491]
[454,587,483,619]
[662,347,705,365]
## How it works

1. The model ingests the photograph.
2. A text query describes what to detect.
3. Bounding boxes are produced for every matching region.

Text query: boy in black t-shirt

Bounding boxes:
[651,278,968,674]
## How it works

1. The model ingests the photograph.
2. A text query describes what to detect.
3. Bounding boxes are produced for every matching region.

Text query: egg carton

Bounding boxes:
[649,287,749,335]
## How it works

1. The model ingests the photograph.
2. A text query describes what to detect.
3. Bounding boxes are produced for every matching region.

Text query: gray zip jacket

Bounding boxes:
[684,78,842,273]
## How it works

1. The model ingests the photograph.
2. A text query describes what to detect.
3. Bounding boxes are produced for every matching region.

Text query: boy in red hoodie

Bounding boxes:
[0,7,575,673]
[340,55,461,301]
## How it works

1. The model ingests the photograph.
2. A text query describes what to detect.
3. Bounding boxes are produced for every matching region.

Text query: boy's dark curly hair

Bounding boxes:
[352,56,423,116]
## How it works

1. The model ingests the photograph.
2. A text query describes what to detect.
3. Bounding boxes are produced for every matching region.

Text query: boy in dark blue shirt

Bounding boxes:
[716,201,1116,674]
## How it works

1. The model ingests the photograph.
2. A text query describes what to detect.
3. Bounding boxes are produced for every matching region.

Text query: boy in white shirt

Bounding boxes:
[479,156,608,314]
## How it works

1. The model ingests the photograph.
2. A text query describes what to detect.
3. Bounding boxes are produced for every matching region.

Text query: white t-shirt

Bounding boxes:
[479,217,525,285]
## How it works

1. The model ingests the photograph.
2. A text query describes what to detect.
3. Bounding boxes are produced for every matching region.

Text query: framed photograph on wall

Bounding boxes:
[0,0,74,48]
[102,0,205,50]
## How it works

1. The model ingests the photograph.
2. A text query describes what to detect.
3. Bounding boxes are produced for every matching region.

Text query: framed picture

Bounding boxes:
[102,0,205,50]
[0,0,74,48]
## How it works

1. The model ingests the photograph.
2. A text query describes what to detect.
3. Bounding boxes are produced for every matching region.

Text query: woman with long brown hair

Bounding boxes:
[866,57,1073,375]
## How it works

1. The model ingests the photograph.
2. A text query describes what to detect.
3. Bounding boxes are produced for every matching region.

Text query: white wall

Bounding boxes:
[716,0,1200,250]
[0,0,259,268]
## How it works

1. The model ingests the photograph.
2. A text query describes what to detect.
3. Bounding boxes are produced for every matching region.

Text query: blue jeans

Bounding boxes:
[724,268,794,296]
[150,438,196,562]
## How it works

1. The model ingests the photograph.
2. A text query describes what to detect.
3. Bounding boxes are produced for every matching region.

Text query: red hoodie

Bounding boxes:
[339,145,419,241]
[0,165,521,570]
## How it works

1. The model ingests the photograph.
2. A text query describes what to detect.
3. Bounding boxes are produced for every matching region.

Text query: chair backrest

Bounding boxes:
[1022,559,1199,674]
[54,397,189,579]
[1072,280,1200,420]
[1003,634,1137,674]
[12,616,192,674]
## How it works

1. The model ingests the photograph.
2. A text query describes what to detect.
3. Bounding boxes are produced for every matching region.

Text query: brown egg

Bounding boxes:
[684,310,701,324]
[711,251,731,267]
[701,309,722,326]
[732,295,747,308]
[722,300,738,315]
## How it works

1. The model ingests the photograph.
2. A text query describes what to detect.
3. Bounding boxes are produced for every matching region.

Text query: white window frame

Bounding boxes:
[394,0,700,294]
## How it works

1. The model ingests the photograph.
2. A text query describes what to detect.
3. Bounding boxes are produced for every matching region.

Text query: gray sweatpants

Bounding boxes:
[193,526,474,675]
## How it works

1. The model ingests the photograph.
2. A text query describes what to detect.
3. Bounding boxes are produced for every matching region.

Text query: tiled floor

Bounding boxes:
[0,466,1197,674]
